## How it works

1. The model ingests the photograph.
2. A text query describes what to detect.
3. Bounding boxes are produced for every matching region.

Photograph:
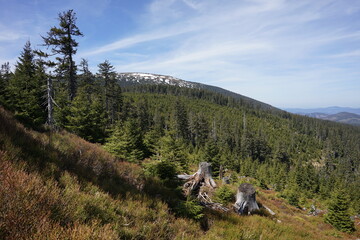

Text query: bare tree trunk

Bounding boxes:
[234,183,259,215]
[46,76,54,129]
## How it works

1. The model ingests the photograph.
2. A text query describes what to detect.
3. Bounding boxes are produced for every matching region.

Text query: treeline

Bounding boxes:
[0,9,359,223]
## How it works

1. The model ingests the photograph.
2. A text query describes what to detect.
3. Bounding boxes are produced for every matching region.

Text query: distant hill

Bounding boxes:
[285,107,360,126]
[316,112,360,126]
[118,72,277,111]
[285,106,360,115]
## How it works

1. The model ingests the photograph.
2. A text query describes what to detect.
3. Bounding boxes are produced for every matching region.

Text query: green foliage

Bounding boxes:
[66,89,106,143]
[175,198,204,220]
[214,185,235,205]
[203,138,221,176]
[5,41,46,127]
[97,60,123,124]
[157,132,189,172]
[143,159,178,180]
[156,160,178,180]
[324,189,355,233]
[281,184,301,207]
[104,120,145,162]
[0,62,12,106]
[174,99,190,140]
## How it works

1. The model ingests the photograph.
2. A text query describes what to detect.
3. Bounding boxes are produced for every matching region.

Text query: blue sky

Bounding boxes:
[1,0,359,108]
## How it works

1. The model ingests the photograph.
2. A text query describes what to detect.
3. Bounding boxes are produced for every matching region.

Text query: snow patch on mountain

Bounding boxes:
[118,72,200,89]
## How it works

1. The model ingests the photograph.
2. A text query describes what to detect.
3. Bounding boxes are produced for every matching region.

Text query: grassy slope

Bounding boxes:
[0,106,359,239]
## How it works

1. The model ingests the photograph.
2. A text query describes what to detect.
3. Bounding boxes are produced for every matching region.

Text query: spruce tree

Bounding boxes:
[41,9,83,101]
[104,120,145,162]
[66,88,106,143]
[6,41,46,126]
[203,138,220,176]
[97,60,122,124]
[78,59,97,97]
[324,189,355,233]
[157,132,188,172]
[0,62,12,107]
[174,99,190,140]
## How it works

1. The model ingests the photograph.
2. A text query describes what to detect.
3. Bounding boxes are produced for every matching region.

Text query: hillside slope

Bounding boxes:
[1,104,359,239]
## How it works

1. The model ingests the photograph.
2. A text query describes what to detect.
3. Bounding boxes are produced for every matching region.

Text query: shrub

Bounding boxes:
[175,198,204,220]
[143,159,177,180]
[214,185,235,205]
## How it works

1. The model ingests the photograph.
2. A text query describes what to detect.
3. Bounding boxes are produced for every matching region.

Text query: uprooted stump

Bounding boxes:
[178,162,230,212]
[178,162,217,196]
[234,183,259,215]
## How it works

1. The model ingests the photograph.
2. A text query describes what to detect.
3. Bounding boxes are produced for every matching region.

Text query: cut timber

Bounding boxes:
[234,183,259,215]
[177,162,217,196]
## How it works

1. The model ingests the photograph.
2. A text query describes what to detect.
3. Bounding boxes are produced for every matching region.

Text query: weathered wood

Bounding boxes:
[263,204,276,216]
[177,162,217,196]
[46,76,54,128]
[234,183,259,215]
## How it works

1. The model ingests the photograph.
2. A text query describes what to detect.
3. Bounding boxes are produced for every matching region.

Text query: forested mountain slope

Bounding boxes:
[119,85,360,212]
[1,106,359,239]
[118,72,276,111]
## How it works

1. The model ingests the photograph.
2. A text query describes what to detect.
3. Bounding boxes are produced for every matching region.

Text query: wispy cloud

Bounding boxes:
[329,50,360,58]
[0,24,24,42]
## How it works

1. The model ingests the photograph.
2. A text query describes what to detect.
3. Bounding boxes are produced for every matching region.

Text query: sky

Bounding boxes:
[0,0,359,108]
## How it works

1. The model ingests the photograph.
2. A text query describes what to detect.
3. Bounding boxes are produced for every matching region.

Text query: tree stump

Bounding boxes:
[177,162,217,196]
[234,183,259,215]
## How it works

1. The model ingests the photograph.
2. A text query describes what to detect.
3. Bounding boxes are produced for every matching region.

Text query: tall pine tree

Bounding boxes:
[97,60,122,124]
[41,9,83,101]
[6,41,46,126]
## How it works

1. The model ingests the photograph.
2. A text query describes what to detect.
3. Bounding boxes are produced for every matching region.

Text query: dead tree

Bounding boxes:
[46,76,54,129]
[234,183,259,215]
[178,162,217,196]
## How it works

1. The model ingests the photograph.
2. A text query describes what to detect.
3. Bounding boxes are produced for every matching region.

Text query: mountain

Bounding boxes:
[118,72,276,111]
[306,112,330,119]
[285,106,360,115]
